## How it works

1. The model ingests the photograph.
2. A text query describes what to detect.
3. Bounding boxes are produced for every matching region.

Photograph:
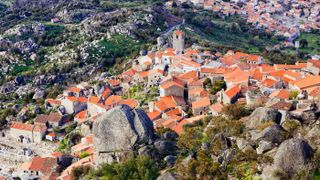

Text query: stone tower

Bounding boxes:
[172,29,185,54]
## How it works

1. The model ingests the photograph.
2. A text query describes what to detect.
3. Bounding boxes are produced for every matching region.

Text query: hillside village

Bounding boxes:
[174,0,319,42]
[1,27,320,179]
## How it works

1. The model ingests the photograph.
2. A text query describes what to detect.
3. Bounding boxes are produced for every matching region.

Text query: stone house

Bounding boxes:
[220,85,241,104]
[35,112,64,127]
[306,59,320,75]
[87,96,108,117]
[61,96,87,114]
[192,97,211,115]
[159,77,185,97]
[17,157,58,179]
[10,122,47,143]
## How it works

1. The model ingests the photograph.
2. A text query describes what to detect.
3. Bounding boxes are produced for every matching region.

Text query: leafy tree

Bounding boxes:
[222,104,250,120]
[177,126,203,154]
[289,90,299,100]
[300,39,308,48]
[88,156,160,180]
[79,151,90,159]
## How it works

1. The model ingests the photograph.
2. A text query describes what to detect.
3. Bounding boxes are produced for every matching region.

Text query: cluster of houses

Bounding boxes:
[6,29,320,179]
[173,0,320,40]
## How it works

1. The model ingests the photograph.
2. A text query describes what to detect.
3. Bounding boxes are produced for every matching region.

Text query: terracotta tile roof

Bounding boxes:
[67,96,78,102]
[78,97,87,103]
[11,122,46,132]
[46,99,61,106]
[88,96,100,104]
[147,110,161,121]
[68,87,81,93]
[138,71,149,78]
[122,68,137,77]
[180,59,201,68]
[224,69,249,85]
[144,61,152,66]
[11,122,34,131]
[308,87,320,97]
[165,108,181,116]
[188,88,209,97]
[47,132,56,137]
[33,125,47,132]
[159,96,177,108]
[275,62,307,70]
[225,85,241,98]
[51,151,63,157]
[261,78,277,88]
[308,60,320,68]
[170,119,189,135]
[148,53,156,59]
[178,70,198,80]
[148,69,164,76]
[105,95,122,106]
[259,64,276,73]
[101,87,111,98]
[174,29,184,36]
[47,112,62,123]
[120,99,138,109]
[270,89,290,99]
[210,103,224,114]
[192,97,211,109]
[284,71,303,80]
[75,110,87,122]
[154,101,169,112]
[27,157,57,176]
[85,135,93,145]
[290,76,320,89]
[188,79,204,86]
[108,79,121,87]
[35,115,48,124]
[201,67,228,74]
[160,79,184,90]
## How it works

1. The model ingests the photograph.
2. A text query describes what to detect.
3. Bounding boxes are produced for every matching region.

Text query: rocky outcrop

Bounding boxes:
[157,172,177,180]
[273,138,314,176]
[255,125,287,144]
[245,107,282,129]
[93,105,154,165]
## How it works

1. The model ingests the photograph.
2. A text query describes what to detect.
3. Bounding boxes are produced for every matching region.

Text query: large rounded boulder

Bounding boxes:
[93,105,154,165]
[245,107,282,129]
[255,124,287,144]
[273,138,314,176]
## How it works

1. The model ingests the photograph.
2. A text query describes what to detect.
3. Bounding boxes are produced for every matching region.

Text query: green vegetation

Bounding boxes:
[289,90,299,100]
[175,115,262,179]
[174,9,280,54]
[85,156,160,180]
[222,104,251,120]
[204,79,226,95]
[123,85,159,105]
[79,151,90,159]
[87,35,146,68]
[297,32,320,55]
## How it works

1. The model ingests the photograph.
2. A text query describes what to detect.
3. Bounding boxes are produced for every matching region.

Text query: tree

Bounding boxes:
[300,39,308,48]
[88,156,160,180]
[222,104,250,120]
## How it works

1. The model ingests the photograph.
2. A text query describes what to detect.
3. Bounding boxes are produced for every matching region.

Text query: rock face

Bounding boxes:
[93,105,154,165]
[273,138,314,175]
[256,125,286,144]
[157,172,177,180]
[246,107,282,129]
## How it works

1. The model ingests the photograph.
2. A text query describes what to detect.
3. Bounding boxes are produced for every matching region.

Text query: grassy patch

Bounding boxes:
[297,32,320,55]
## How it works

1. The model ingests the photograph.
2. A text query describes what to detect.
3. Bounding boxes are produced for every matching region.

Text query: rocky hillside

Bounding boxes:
[0,0,171,122]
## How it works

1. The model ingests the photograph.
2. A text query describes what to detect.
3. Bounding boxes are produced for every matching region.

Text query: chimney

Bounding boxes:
[149,101,155,112]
